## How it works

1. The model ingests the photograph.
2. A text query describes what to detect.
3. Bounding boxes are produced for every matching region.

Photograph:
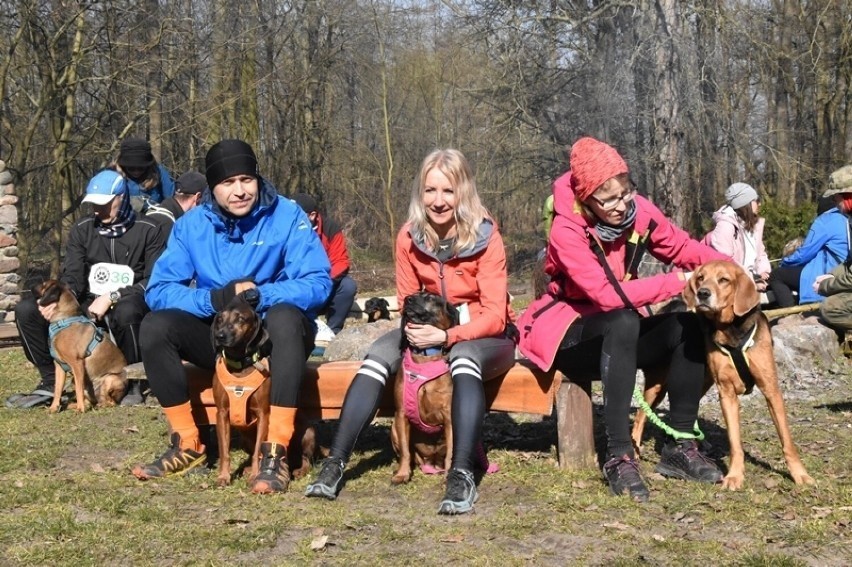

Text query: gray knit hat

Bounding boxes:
[823,165,852,199]
[725,182,759,209]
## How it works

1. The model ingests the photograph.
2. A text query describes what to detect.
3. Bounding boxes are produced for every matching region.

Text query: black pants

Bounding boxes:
[15,294,148,388]
[139,305,315,408]
[768,265,804,308]
[553,310,707,459]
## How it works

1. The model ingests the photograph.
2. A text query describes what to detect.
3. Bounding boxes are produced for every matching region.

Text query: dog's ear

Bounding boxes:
[682,270,698,311]
[37,281,63,307]
[732,265,760,317]
[211,312,223,349]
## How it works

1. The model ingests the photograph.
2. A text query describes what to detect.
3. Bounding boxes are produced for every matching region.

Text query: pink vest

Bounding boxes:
[401,349,450,434]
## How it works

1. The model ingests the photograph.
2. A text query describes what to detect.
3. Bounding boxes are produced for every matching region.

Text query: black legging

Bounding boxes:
[327,330,515,471]
[553,310,707,459]
[139,304,315,408]
[768,265,804,308]
[15,294,148,388]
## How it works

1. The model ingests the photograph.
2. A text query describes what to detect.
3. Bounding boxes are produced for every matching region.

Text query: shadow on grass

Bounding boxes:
[814,400,852,413]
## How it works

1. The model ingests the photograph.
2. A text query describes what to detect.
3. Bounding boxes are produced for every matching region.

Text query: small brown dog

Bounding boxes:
[390,291,458,484]
[33,280,127,413]
[632,260,814,490]
[211,294,317,487]
[364,297,391,322]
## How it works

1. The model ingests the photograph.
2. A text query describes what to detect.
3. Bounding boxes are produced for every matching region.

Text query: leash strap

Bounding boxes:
[632,385,705,441]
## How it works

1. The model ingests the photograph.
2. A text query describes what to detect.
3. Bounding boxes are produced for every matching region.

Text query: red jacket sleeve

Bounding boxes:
[325,231,351,280]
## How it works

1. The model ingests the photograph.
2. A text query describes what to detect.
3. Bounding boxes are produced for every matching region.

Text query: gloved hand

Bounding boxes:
[210,278,253,311]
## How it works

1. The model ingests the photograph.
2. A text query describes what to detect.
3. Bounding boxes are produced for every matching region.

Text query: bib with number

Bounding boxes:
[88,263,135,295]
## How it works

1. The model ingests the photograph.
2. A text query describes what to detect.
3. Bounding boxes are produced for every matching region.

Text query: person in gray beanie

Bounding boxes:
[703,182,771,290]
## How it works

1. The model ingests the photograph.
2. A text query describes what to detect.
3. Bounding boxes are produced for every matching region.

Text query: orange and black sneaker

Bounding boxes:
[131,432,206,480]
[250,442,290,494]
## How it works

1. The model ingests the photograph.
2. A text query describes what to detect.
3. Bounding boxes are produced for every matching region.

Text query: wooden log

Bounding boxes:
[763,302,821,320]
[556,375,596,470]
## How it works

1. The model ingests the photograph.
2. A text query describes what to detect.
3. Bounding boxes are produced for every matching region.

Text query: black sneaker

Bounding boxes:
[603,455,650,502]
[251,442,290,494]
[131,432,206,480]
[656,440,723,484]
[304,457,345,500]
[437,468,478,515]
[121,380,145,407]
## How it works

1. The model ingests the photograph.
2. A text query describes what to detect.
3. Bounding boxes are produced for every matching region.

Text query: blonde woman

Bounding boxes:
[306,149,515,515]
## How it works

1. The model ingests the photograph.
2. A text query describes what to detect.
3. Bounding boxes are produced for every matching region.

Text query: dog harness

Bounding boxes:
[48,315,105,373]
[714,322,758,395]
[402,348,450,435]
[214,357,269,428]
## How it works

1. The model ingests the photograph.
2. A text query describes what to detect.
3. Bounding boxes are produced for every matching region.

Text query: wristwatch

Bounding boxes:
[242,288,260,308]
[109,291,121,304]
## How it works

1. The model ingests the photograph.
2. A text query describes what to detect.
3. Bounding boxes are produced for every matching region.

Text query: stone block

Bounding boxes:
[0,256,20,273]
[0,170,11,185]
[0,195,18,206]
[0,205,16,225]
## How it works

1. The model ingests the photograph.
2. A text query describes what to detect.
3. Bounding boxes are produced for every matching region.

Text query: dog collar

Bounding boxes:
[222,349,264,372]
[714,322,758,395]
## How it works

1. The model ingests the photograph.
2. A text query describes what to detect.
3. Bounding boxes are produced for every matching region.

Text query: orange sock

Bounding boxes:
[267,406,297,447]
[163,402,202,451]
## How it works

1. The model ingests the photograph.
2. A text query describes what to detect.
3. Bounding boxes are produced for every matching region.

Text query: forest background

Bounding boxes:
[1,0,849,287]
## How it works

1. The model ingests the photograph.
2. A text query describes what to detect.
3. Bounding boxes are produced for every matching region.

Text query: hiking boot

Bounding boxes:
[251,442,290,494]
[437,468,478,515]
[304,456,345,500]
[131,432,206,480]
[603,455,650,502]
[121,380,146,407]
[656,440,723,484]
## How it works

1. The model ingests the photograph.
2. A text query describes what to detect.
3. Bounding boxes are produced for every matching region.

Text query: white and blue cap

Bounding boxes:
[83,169,127,205]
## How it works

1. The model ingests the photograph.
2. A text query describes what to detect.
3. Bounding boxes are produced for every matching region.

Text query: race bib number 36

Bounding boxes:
[88,263,135,295]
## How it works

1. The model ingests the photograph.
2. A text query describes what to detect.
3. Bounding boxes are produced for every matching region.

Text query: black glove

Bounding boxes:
[210,278,253,312]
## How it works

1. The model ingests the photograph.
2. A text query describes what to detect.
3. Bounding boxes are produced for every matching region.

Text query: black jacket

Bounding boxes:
[61,215,167,301]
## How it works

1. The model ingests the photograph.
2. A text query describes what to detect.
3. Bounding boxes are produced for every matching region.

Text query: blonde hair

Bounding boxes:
[408,149,488,253]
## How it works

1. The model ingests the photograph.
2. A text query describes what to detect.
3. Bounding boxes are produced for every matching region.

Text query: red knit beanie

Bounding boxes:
[569,137,629,201]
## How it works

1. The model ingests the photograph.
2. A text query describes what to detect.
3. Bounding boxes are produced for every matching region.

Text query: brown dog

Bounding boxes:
[211,294,317,487]
[632,260,814,490]
[32,280,127,413]
[390,291,458,484]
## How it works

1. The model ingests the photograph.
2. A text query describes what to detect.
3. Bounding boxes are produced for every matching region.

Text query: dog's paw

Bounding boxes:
[217,476,232,487]
[792,471,815,486]
[721,474,744,490]
[48,404,61,414]
[391,471,412,485]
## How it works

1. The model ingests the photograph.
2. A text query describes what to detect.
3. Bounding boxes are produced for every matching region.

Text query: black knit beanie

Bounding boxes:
[118,137,155,169]
[205,139,259,189]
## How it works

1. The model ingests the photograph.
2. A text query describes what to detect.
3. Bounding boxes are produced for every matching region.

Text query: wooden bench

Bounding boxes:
[129,360,597,470]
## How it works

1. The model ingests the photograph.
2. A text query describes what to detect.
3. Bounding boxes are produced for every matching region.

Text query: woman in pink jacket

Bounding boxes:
[703,183,771,290]
[306,149,515,514]
[518,137,726,502]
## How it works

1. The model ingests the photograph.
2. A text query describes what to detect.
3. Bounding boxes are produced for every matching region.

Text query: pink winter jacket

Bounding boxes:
[702,206,771,277]
[517,171,727,371]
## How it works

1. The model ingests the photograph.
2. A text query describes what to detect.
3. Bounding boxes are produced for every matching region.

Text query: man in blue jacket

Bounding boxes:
[132,139,332,494]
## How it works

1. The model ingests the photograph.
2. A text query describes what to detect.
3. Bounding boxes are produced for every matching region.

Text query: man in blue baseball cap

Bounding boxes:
[7,169,167,409]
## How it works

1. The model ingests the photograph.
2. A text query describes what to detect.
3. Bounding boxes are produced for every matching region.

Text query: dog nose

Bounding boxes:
[697,288,711,300]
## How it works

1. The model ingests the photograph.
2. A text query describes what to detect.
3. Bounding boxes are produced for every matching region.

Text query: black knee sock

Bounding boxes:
[329,363,388,463]
[450,371,486,471]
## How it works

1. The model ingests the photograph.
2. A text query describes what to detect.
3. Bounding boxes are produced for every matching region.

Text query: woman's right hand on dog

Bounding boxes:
[404,323,447,349]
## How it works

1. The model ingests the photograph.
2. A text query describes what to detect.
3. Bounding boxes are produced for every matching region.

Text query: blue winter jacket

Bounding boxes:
[780,207,849,303]
[145,178,332,319]
[127,164,175,204]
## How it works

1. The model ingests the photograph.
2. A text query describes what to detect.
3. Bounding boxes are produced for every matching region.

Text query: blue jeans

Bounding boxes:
[324,275,357,333]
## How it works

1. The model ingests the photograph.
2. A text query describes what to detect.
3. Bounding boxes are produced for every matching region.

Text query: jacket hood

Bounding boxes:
[552,170,593,230]
[200,176,280,242]
[409,217,496,260]
[712,205,738,226]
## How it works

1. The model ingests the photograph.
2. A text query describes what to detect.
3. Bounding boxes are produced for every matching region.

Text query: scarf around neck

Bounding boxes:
[594,200,637,242]
[95,192,136,238]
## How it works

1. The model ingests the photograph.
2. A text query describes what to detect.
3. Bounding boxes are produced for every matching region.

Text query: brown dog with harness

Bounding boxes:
[33,279,128,413]
[211,294,273,487]
[211,294,318,487]
[632,260,814,490]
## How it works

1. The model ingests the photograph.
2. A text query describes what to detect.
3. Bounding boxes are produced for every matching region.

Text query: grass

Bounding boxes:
[0,346,850,565]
